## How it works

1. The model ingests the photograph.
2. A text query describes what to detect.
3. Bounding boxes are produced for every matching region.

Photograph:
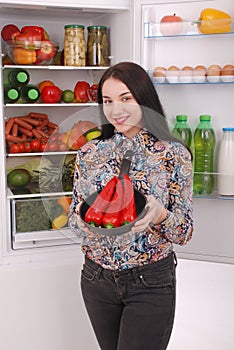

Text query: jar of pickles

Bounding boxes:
[64,25,86,66]
[87,26,109,66]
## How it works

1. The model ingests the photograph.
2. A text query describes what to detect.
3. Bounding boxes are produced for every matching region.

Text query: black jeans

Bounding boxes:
[81,252,177,350]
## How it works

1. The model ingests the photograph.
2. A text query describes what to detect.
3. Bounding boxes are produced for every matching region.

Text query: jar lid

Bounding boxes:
[176,115,188,121]
[64,25,85,29]
[200,115,211,121]
[222,127,234,131]
[87,25,107,30]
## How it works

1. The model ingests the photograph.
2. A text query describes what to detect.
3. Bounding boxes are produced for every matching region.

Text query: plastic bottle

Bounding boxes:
[20,84,40,103]
[4,86,20,104]
[172,115,192,149]
[7,68,30,86]
[193,115,216,195]
[217,127,234,196]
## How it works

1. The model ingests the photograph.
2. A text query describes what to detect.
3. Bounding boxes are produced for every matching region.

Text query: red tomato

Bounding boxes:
[48,142,58,152]
[41,86,62,103]
[40,143,47,152]
[18,142,26,153]
[9,143,20,153]
[24,141,32,153]
[30,139,41,152]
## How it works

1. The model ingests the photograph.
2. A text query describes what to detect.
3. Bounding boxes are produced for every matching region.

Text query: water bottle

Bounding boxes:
[217,127,234,196]
[20,84,40,103]
[5,68,30,87]
[4,86,20,104]
[172,115,192,149]
[193,115,216,195]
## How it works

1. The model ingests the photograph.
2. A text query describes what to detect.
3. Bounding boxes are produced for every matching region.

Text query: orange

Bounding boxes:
[38,80,55,92]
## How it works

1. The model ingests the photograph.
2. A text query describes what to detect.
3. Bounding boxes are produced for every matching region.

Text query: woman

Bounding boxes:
[69,61,193,350]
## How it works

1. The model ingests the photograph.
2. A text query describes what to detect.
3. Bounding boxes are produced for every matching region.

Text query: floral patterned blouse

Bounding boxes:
[69,129,194,270]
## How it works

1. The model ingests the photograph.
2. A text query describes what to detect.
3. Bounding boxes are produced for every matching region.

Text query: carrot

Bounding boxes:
[18,127,33,137]
[6,134,22,143]
[11,123,19,137]
[5,118,15,134]
[21,116,40,127]
[14,118,33,130]
[29,112,48,120]
[32,129,43,139]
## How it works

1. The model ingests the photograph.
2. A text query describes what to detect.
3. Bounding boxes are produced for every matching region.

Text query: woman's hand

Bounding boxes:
[131,195,167,233]
[75,202,95,235]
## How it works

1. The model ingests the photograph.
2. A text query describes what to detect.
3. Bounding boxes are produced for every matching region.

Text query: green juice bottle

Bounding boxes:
[19,84,40,103]
[4,86,20,104]
[172,115,192,149]
[193,115,216,195]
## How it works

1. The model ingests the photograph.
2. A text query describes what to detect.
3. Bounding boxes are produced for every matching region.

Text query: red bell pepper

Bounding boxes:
[21,26,49,40]
[74,81,90,103]
[41,86,62,103]
[102,178,124,228]
[84,176,117,227]
[120,174,137,225]
[15,30,42,48]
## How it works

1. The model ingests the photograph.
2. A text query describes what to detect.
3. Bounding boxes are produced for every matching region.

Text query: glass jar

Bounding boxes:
[87,26,109,66]
[64,25,86,66]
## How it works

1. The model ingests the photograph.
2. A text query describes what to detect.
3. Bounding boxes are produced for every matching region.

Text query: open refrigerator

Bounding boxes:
[0,0,234,267]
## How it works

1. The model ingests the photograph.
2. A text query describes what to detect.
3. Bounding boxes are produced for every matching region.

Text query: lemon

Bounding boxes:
[52,214,68,229]
[85,129,102,141]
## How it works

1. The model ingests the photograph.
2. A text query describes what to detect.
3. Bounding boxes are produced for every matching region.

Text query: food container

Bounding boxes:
[87,25,109,66]
[80,150,147,236]
[64,24,86,66]
[4,41,58,66]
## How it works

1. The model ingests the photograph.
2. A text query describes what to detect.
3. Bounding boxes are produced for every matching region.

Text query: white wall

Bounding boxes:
[0,255,233,350]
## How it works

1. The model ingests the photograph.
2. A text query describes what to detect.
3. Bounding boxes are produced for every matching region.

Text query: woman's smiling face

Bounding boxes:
[102,77,143,138]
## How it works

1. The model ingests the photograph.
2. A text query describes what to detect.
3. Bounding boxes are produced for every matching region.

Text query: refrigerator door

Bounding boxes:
[134,0,234,264]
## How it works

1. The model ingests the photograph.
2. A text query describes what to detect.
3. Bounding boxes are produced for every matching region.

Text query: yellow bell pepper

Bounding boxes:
[13,47,37,64]
[197,8,232,34]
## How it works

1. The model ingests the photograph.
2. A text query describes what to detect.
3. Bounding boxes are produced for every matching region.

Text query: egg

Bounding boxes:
[207,64,221,83]
[166,65,180,83]
[220,64,234,82]
[192,65,207,83]
[179,65,193,83]
[153,66,166,83]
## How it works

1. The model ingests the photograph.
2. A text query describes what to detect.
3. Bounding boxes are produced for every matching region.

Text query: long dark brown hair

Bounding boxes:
[97,61,180,144]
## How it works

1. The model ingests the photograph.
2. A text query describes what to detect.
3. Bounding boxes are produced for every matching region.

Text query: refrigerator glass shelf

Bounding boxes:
[7,190,73,199]
[7,151,77,157]
[152,81,234,85]
[3,65,109,70]
[144,21,234,38]
[5,102,98,107]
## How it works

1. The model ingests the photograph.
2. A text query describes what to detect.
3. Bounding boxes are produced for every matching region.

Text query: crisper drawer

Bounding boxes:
[10,196,79,249]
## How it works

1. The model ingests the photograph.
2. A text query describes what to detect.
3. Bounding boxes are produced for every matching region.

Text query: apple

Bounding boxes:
[160,14,184,36]
[1,24,20,41]
[36,40,56,63]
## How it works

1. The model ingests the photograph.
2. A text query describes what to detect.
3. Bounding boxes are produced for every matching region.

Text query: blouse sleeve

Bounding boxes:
[152,143,194,245]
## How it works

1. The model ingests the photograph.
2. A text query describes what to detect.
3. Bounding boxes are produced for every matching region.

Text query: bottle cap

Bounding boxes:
[87,25,107,30]
[28,89,39,100]
[200,115,211,121]
[222,127,234,131]
[16,71,28,84]
[176,115,188,121]
[8,88,19,100]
